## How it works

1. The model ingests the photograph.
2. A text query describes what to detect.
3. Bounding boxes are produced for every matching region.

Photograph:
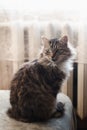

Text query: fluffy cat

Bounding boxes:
[7,35,76,122]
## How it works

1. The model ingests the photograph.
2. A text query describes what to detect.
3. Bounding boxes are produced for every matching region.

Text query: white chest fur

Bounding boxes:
[58,42,76,78]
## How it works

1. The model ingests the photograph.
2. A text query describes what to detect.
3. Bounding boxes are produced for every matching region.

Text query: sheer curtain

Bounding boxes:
[0,0,87,119]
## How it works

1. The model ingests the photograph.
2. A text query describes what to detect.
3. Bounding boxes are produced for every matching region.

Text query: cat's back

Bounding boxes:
[11,60,39,86]
[9,60,56,122]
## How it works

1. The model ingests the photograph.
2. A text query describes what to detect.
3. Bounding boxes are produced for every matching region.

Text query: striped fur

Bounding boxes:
[7,36,75,122]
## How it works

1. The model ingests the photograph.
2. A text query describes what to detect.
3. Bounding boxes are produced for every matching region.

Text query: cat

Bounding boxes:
[7,35,76,122]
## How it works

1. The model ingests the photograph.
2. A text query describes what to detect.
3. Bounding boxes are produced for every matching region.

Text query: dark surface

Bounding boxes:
[73,63,87,130]
[73,63,78,108]
[77,115,87,130]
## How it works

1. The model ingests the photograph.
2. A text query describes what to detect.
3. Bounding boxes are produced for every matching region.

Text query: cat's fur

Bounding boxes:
[7,35,76,122]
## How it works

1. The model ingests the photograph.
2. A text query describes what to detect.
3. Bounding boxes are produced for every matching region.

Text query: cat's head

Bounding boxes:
[40,35,75,64]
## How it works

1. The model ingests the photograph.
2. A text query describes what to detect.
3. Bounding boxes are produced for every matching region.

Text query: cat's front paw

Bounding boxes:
[56,102,65,113]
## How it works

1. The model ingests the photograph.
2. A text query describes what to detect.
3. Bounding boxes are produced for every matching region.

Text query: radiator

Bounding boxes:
[0,20,87,119]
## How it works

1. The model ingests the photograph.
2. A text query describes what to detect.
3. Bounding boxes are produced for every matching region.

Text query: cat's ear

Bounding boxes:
[59,35,68,45]
[41,36,50,48]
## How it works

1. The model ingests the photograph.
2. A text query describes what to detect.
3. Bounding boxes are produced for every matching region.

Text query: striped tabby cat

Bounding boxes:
[7,35,76,122]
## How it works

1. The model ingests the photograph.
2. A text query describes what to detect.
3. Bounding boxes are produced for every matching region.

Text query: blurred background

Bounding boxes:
[0,0,87,129]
